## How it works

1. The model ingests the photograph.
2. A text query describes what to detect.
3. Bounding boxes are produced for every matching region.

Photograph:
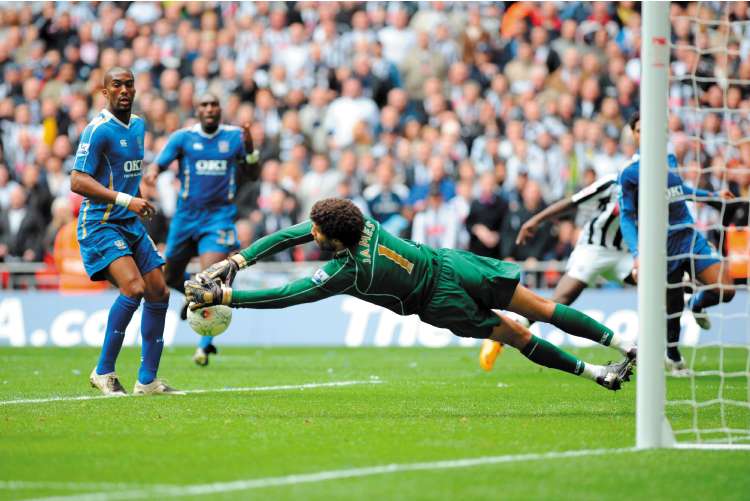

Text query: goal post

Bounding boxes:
[637,1,671,449]
[639,1,750,450]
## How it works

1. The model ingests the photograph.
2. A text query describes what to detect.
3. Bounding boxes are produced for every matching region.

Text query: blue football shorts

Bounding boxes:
[667,228,721,277]
[165,203,239,260]
[79,218,165,281]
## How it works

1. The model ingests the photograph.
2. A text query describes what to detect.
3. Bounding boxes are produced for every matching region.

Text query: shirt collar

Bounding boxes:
[102,109,132,129]
[192,123,222,139]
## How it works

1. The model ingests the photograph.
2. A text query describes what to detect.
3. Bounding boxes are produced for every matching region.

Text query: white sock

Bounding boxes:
[608,332,635,356]
[581,362,604,381]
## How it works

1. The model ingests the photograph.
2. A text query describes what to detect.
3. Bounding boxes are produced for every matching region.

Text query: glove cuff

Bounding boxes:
[229,254,247,269]
[221,286,233,305]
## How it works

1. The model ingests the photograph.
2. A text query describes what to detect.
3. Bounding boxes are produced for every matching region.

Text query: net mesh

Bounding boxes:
[665,1,750,446]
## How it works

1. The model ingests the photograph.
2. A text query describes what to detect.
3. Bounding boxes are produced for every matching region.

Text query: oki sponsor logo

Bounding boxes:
[196,159,227,175]
[123,159,143,177]
[666,185,685,200]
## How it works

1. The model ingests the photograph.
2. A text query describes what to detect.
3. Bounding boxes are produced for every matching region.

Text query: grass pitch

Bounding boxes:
[1,346,748,500]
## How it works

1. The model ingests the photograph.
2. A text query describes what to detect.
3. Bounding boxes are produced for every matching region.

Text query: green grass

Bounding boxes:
[0,346,748,500]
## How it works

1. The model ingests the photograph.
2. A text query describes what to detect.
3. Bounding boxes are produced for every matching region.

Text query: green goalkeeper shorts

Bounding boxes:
[419,249,521,339]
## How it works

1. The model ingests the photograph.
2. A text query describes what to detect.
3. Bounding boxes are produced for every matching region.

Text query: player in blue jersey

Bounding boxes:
[144,92,259,366]
[618,112,736,374]
[71,67,182,395]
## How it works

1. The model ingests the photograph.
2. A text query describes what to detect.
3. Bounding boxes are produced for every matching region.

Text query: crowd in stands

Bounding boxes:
[0,2,749,281]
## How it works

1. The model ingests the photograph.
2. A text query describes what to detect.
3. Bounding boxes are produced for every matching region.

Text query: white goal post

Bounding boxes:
[638,1,750,450]
[637,0,671,449]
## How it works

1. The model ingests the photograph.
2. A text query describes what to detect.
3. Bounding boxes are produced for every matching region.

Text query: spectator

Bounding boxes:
[323,78,378,150]
[44,195,73,255]
[501,180,552,261]
[20,164,52,226]
[0,163,19,210]
[377,7,416,67]
[364,158,409,231]
[297,154,341,218]
[411,185,459,249]
[467,172,508,258]
[401,31,447,100]
[409,155,456,211]
[251,189,296,262]
[0,185,45,262]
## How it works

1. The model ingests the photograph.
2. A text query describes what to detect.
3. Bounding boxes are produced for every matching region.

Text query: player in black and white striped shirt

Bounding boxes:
[480,173,636,371]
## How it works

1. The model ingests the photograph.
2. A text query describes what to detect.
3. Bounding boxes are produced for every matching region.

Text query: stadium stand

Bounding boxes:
[0,1,748,290]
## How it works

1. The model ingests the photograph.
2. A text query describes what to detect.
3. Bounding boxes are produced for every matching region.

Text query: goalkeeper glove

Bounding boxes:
[184,279,232,310]
[196,254,247,286]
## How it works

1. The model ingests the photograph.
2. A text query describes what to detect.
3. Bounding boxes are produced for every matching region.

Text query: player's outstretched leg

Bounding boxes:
[665,276,692,377]
[133,268,184,395]
[191,251,229,366]
[164,256,192,319]
[91,294,140,396]
[90,257,145,396]
[488,312,633,391]
[194,337,218,367]
[481,284,636,372]
[688,261,736,330]
[480,275,589,371]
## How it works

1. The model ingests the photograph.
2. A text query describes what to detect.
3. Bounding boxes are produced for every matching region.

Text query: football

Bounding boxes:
[187,304,233,337]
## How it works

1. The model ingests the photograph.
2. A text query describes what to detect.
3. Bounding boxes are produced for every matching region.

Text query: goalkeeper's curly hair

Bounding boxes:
[310,198,365,248]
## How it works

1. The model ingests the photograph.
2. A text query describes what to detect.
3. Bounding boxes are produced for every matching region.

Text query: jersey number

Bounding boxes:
[377,245,414,274]
[217,229,236,246]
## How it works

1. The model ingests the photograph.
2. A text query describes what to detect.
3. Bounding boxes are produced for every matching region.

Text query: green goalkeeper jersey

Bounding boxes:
[231,217,441,315]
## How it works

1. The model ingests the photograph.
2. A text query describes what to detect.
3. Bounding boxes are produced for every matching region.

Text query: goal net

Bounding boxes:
[664,1,750,448]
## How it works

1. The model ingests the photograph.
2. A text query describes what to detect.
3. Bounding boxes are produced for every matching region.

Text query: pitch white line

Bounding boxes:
[26,447,637,501]
[0,481,177,491]
[0,380,383,406]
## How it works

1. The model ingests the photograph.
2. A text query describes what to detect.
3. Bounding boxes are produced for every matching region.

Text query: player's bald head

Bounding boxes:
[104,67,134,87]
[197,92,220,106]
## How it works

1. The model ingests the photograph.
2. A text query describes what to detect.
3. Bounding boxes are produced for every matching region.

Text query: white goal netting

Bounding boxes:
[665,1,750,447]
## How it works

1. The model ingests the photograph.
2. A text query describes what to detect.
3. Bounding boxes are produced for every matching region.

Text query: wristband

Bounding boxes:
[245,150,260,164]
[230,254,248,269]
[115,192,133,209]
[221,286,233,305]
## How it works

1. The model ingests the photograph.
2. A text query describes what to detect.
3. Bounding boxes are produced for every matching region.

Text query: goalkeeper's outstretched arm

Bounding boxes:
[187,257,355,310]
[198,221,315,285]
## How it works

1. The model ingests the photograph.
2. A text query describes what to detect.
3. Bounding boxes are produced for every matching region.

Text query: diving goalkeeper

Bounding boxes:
[186,198,635,391]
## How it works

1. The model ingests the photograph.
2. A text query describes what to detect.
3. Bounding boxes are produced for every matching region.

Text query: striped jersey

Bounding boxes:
[73,109,146,239]
[231,218,440,316]
[570,174,623,250]
[155,124,246,209]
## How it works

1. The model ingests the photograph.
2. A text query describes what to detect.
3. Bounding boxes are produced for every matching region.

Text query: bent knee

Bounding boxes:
[490,315,532,350]
[145,283,170,302]
[527,295,556,322]
[121,277,146,300]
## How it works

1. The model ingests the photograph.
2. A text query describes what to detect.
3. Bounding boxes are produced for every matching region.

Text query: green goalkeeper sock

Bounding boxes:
[521,335,584,376]
[551,304,614,346]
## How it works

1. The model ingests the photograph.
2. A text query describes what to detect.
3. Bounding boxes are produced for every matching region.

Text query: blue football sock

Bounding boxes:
[199,336,214,349]
[139,301,168,385]
[689,290,721,312]
[96,295,141,375]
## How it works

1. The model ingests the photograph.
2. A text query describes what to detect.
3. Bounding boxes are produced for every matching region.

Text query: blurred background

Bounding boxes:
[0,1,748,292]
